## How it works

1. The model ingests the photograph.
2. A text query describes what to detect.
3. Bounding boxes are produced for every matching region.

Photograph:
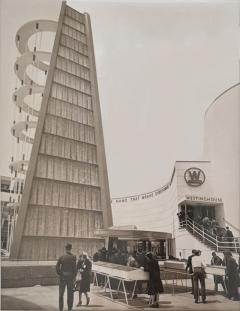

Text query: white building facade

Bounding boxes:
[111,83,240,261]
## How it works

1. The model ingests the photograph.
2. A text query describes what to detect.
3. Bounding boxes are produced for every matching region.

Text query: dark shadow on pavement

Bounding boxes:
[1,295,49,310]
[81,305,104,308]
[144,306,173,310]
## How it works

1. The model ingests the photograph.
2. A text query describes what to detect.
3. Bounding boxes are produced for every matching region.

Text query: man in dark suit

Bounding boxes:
[225,227,234,250]
[56,243,77,311]
[185,249,197,294]
[136,248,146,268]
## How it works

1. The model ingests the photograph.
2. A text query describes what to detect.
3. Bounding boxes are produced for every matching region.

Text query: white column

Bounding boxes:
[165,239,169,259]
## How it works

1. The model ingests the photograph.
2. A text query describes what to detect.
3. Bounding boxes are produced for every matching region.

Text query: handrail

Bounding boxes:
[185,219,218,247]
[181,217,240,253]
[184,217,240,241]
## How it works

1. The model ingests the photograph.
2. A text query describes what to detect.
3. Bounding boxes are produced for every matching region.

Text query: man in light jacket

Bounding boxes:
[192,250,206,304]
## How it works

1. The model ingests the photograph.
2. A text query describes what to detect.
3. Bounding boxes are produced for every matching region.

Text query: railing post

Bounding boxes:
[6,215,10,252]
[216,236,219,252]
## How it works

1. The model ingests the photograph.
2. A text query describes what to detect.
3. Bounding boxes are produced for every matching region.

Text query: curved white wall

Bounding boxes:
[204,83,240,232]
[112,161,216,233]
[112,174,178,234]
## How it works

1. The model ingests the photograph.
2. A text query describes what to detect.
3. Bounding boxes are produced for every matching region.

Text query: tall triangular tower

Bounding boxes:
[10,2,113,260]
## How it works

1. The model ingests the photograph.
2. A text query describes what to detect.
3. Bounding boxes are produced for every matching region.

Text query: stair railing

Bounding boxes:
[186,218,218,248]
[180,217,240,253]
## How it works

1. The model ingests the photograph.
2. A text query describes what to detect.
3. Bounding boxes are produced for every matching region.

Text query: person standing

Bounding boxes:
[185,249,197,294]
[145,252,164,308]
[127,253,139,297]
[187,208,193,221]
[135,248,147,294]
[192,250,206,304]
[223,251,239,301]
[100,247,108,262]
[210,252,226,294]
[56,243,77,311]
[136,248,146,268]
[127,253,138,268]
[238,250,240,273]
[76,252,92,306]
[177,212,183,228]
[181,210,186,227]
[202,216,209,230]
[225,227,234,250]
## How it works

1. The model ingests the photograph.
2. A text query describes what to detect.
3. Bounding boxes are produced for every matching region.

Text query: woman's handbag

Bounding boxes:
[74,270,82,291]
[76,270,82,282]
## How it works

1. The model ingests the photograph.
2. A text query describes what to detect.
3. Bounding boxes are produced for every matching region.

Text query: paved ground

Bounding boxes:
[1,284,240,311]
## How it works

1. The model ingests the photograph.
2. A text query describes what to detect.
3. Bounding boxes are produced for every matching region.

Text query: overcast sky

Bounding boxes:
[0,0,239,197]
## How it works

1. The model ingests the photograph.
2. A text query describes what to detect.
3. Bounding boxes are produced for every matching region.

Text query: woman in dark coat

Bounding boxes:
[145,252,164,308]
[76,252,92,306]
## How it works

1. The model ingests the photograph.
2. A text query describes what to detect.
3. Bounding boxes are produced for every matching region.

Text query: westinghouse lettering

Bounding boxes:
[185,195,222,203]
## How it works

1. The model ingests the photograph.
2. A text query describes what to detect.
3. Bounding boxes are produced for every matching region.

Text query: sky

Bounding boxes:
[0,0,239,197]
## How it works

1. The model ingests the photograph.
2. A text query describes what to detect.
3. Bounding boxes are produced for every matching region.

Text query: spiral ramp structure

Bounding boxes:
[7,20,57,252]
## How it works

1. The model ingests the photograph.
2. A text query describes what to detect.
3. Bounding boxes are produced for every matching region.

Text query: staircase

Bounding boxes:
[180,217,240,253]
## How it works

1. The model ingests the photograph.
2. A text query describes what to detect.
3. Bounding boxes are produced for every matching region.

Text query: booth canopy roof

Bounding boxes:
[94,227,172,241]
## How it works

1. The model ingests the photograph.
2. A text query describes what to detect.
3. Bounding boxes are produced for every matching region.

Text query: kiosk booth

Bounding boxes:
[94,225,173,260]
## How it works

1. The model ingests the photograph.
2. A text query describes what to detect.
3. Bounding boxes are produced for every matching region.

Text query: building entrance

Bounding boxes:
[181,204,216,221]
[178,198,225,236]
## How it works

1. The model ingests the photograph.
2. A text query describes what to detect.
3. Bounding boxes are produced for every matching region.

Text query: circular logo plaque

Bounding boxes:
[184,167,206,187]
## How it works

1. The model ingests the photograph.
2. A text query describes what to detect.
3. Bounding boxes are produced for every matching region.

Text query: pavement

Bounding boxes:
[1,284,240,311]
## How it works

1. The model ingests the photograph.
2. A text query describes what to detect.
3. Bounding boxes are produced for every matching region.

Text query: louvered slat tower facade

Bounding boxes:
[10,2,113,260]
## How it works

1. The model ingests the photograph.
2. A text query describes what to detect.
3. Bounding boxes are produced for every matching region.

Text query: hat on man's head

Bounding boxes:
[65,243,72,250]
[146,252,153,259]
[224,251,232,257]
[82,251,89,258]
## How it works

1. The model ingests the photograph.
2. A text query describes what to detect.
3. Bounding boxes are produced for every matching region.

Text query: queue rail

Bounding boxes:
[92,261,149,305]
[92,261,227,305]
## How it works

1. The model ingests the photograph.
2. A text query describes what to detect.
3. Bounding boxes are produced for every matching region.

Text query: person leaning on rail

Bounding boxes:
[192,250,207,304]
[210,252,226,294]
[185,249,197,294]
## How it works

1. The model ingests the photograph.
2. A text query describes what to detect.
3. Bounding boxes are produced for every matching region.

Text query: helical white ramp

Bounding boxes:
[7,20,57,251]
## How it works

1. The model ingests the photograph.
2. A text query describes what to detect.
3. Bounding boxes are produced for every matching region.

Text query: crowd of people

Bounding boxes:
[177,210,237,251]
[93,246,164,308]
[55,243,240,310]
[185,249,240,303]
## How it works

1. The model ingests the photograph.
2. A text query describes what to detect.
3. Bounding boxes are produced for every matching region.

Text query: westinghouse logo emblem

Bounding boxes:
[184,167,205,187]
